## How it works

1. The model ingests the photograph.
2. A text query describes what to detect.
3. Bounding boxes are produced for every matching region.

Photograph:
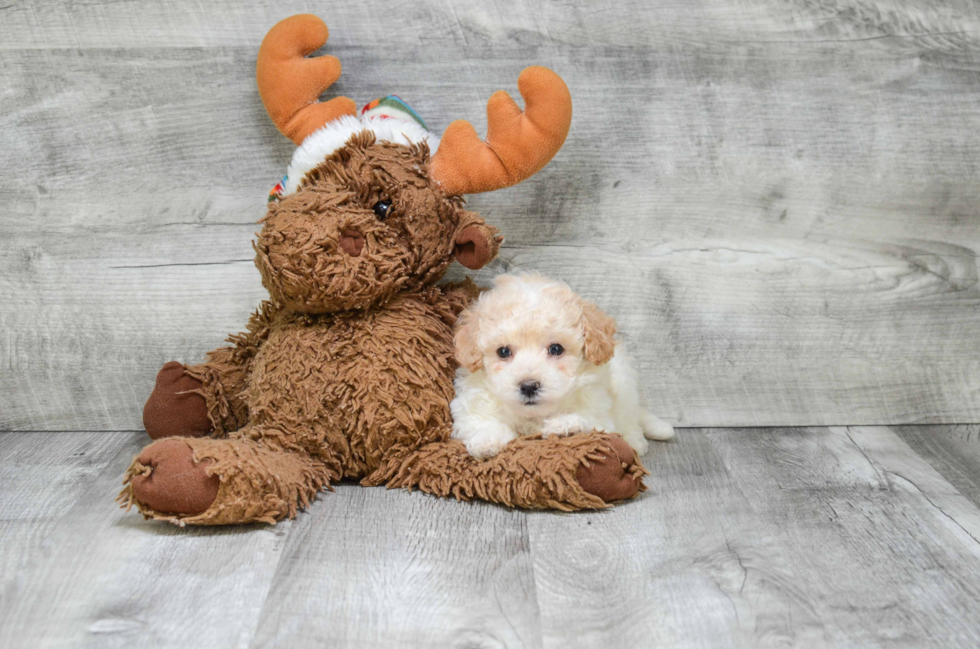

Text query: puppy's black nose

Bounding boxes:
[519,381,541,398]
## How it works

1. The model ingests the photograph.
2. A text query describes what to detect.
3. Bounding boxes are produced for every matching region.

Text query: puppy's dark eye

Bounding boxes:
[373,200,392,220]
[548,343,564,357]
[497,347,512,359]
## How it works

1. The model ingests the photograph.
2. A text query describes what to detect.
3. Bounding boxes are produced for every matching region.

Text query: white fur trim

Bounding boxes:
[283,115,440,196]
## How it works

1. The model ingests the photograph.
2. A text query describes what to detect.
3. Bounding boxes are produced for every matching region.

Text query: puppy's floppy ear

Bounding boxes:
[454,216,502,270]
[579,299,617,365]
[454,307,484,371]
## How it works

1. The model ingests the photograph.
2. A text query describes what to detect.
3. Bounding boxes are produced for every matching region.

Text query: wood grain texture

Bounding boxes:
[891,425,980,509]
[527,431,830,648]
[0,431,128,616]
[2,0,980,430]
[251,486,540,648]
[527,426,980,647]
[0,431,293,649]
[706,426,980,647]
[6,427,980,646]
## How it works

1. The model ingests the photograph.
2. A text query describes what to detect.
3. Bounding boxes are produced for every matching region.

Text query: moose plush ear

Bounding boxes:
[454,222,502,270]
[580,300,617,366]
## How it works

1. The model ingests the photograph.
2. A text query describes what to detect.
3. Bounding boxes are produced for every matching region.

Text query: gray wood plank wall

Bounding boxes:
[2,0,979,430]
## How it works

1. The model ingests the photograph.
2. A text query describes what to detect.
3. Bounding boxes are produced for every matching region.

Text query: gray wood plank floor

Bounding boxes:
[3,426,980,648]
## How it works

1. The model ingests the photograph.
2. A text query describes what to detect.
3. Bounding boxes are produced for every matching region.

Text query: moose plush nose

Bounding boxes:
[519,381,541,398]
[339,230,364,257]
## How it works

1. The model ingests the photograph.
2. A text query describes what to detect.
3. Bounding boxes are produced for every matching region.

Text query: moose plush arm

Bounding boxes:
[367,432,646,510]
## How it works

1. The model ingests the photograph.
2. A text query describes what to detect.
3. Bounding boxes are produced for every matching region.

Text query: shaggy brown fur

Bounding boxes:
[121,135,647,525]
[122,12,646,524]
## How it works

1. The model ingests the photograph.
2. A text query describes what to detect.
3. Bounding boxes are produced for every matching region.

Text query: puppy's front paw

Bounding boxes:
[541,414,592,438]
[622,430,650,456]
[459,422,518,460]
[466,436,510,460]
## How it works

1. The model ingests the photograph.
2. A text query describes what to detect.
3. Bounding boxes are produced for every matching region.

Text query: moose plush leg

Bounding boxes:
[372,432,648,511]
[182,347,252,436]
[119,428,340,525]
[142,302,279,440]
[142,361,214,440]
[142,354,250,441]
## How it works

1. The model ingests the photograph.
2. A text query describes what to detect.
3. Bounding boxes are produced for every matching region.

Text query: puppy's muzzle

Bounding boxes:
[519,380,541,402]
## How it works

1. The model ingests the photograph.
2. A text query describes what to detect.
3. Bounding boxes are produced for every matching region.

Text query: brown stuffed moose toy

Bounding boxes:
[119,14,647,525]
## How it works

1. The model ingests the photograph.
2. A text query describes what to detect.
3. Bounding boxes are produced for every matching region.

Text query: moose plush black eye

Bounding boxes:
[548,343,564,357]
[497,347,512,359]
[373,200,392,220]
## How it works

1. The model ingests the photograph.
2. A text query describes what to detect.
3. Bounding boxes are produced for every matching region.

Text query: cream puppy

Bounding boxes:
[451,273,675,459]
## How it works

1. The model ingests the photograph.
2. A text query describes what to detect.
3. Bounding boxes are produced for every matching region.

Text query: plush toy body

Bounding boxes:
[120,15,646,525]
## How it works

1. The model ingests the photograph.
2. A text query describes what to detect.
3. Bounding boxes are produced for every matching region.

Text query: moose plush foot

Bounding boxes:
[575,434,645,503]
[143,361,213,440]
[122,433,339,525]
[127,439,219,516]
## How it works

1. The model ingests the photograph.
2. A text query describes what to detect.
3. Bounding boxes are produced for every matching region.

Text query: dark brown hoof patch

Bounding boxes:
[143,361,212,440]
[575,435,642,503]
[131,439,219,515]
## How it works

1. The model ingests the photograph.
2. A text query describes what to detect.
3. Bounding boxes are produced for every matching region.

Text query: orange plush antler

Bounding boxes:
[256,14,357,145]
[430,66,572,196]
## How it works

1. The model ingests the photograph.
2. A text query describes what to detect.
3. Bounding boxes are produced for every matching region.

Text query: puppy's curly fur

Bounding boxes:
[451,273,675,459]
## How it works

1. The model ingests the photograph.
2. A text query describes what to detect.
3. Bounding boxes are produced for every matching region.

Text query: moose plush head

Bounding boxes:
[253,14,572,313]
